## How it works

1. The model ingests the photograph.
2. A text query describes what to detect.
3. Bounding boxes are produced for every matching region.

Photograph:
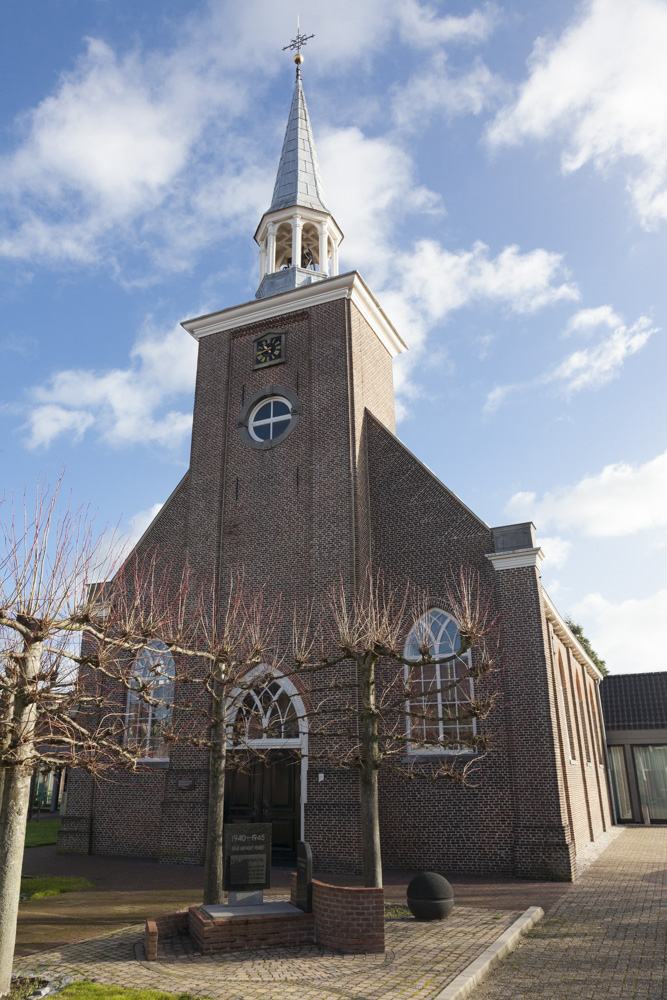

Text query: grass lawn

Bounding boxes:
[24,818,61,847]
[20,876,95,900]
[59,984,204,999]
[11,983,202,1000]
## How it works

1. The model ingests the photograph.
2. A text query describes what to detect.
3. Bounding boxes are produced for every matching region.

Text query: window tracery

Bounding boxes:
[403,610,475,751]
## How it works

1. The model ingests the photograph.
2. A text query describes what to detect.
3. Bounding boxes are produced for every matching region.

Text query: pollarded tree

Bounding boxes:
[290,565,497,888]
[0,480,206,997]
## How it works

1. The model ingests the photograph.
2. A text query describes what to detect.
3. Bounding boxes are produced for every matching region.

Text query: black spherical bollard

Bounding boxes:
[406,872,454,921]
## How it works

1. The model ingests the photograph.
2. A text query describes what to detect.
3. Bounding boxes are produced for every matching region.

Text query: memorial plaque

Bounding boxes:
[223,823,272,892]
[295,840,313,912]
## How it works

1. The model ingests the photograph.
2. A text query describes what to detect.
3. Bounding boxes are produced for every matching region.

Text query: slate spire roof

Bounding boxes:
[268,69,329,214]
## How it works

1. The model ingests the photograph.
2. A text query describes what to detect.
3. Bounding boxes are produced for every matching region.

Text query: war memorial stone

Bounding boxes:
[223,823,272,904]
[296,840,313,912]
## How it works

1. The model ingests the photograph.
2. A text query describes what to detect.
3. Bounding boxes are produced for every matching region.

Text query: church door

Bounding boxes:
[224,750,300,864]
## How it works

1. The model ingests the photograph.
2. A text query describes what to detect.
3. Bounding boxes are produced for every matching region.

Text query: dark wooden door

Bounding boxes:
[224,751,300,865]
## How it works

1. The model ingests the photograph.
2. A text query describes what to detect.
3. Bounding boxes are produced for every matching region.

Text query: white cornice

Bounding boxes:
[181,271,408,359]
[542,589,604,682]
[485,547,545,571]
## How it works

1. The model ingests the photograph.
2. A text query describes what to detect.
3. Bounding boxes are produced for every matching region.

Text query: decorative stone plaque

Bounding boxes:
[295,840,313,912]
[223,823,272,892]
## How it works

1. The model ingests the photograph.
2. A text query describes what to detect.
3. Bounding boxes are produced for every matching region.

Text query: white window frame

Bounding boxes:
[248,395,293,443]
[125,640,175,761]
[403,609,475,755]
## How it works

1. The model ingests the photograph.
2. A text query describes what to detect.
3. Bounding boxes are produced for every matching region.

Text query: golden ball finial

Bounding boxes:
[294,53,304,65]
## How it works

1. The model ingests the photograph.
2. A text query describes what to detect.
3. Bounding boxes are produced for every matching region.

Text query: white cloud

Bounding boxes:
[128,503,164,547]
[0,0,506,275]
[537,535,572,568]
[392,54,505,129]
[486,308,657,410]
[396,1,499,48]
[487,0,667,228]
[320,124,580,410]
[551,315,656,391]
[570,590,667,673]
[384,240,578,349]
[507,448,667,538]
[25,323,197,449]
[563,305,622,337]
[24,405,95,448]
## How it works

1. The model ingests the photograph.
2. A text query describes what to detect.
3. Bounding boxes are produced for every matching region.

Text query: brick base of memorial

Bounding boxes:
[144,875,385,960]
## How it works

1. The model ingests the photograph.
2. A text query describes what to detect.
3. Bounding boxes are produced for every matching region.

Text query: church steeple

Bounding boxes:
[254,43,343,300]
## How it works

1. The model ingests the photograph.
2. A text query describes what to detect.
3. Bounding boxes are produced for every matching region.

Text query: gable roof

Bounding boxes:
[600,672,667,730]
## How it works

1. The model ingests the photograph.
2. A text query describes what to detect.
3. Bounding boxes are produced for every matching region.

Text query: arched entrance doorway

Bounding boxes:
[225,669,307,865]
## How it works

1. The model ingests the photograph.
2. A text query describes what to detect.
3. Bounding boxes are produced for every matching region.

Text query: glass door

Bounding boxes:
[633,745,667,822]
[608,745,633,822]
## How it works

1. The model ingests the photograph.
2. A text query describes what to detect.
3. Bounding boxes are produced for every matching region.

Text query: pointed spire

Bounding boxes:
[268,72,329,215]
[253,33,343,300]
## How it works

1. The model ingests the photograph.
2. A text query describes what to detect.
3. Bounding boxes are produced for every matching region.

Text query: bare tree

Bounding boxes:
[290,565,497,888]
[180,577,280,906]
[0,480,205,997]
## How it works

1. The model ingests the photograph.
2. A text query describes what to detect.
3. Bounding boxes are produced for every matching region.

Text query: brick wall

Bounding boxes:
[144,910,189,961]
[188,904,315,954]
[61,282,612,883]
[312,879,385,953]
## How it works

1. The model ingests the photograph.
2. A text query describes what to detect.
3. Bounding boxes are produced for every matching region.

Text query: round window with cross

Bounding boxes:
[248,395,293,442]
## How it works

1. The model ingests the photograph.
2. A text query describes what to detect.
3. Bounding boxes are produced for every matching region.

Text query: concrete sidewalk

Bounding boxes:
[471,826,666,1000]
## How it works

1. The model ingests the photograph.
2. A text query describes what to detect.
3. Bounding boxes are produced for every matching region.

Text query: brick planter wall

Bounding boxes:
[188,904,315,954]
[144,909,189,961]
[312,879,385,953]
[145,879,385,960]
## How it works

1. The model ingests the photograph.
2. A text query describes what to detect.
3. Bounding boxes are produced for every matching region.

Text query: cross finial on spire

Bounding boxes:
[282,16,314,73]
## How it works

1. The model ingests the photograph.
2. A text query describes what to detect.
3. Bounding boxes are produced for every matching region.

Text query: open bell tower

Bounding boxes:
[254,40,344,299]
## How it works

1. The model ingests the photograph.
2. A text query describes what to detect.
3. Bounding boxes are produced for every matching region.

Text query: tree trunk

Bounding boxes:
[0,689,15,818]
[203,675,227,906]
[359,654,382,888]
[0,642,40,997]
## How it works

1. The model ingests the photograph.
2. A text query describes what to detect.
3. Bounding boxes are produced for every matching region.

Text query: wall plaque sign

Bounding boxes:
[296,840,313,912]
[223,823,272,892]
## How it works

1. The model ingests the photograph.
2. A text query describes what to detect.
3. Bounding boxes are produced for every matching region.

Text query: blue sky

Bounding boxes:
[1,0,665,673]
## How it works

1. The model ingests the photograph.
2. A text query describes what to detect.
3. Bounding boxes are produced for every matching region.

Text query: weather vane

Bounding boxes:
[282,16,314,67]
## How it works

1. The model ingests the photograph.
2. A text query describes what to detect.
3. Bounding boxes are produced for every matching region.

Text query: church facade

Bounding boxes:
[59,62,613,882]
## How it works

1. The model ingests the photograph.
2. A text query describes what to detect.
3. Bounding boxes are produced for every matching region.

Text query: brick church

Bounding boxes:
[59,59,613,881]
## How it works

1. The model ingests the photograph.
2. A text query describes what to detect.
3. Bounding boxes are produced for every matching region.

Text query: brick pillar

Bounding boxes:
[488,523,575,881]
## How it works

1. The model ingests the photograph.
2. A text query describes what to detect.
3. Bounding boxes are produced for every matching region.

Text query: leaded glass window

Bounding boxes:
[403,610,474,750]
[125,640,175,758]
[234,679,300,742]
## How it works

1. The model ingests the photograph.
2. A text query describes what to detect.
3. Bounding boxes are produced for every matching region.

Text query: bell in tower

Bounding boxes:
[254,40,343,300]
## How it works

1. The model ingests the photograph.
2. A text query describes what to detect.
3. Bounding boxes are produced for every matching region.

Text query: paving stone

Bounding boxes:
[14,828,665,1000]
[14,906,518,1000]
[472,827,666,999]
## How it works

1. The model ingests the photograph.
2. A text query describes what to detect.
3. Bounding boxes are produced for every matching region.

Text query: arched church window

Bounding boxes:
[233,679,301,743]
[125,640,175,759]
[248,396,293,442]
[403,610,474,750]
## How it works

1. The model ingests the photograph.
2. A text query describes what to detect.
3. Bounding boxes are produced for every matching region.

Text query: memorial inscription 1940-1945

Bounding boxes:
[223,823,272,892]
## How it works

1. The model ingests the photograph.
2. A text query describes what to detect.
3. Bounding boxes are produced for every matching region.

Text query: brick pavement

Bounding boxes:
[18,846,570,956]
[471,826,666,1000]
[14,903,519,1000]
